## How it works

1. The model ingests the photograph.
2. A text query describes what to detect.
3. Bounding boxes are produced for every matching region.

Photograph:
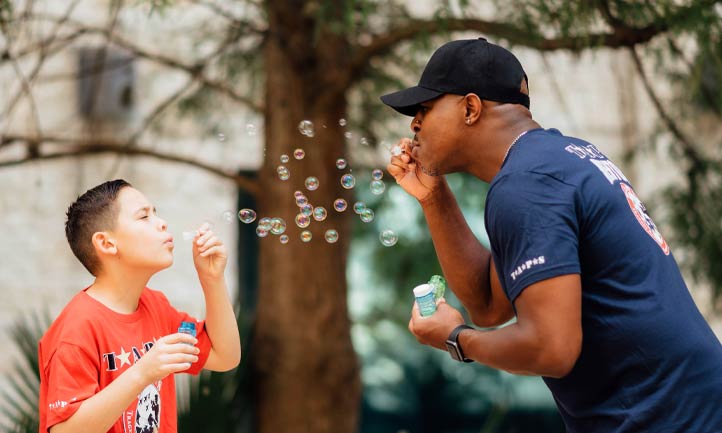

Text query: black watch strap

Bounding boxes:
[446,324,474,363]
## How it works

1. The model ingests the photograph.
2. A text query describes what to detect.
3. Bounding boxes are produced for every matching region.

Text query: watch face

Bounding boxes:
[446,341,463,362]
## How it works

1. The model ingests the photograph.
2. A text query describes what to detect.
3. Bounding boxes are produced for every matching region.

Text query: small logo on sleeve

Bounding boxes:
[510,256,545,281]
[621,183,670,255]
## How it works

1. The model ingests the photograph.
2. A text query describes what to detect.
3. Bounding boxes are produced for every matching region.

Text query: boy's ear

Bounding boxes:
[92,231,118,257]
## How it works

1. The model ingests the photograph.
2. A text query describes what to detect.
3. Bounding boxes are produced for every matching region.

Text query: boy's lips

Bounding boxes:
[164,236,174,246]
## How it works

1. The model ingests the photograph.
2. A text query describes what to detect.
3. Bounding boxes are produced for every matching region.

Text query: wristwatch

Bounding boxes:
[446,324,474,363]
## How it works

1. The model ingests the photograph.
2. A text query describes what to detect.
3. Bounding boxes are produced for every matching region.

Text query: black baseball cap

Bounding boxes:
[380,38,529,116]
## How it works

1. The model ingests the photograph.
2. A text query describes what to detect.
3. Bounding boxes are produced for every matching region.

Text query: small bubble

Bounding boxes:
[340,174,356,189]
[360,208,375,223]
[353,201,366,214]
[339,118,347,126]
[258,218,272,231]
[360,137,369,146]
[246,123,257,136]
[298,120,315,137]
[217,132,226,142]
[372,169,384,180]
[222,210,234,223]
[294,148,305,160]
[300,230,313,242]
[333,199,347,212]
[313,206,328,221]
[336,158,347,170]
[295,195,309,207]
[391,145,403,156]
[370,180,386,195]
[256,226,269,238]
[270,218,286,235]
[280,234,289,244]
[294,190,304,198]
[295,213,311,228]
[379,229,398,247]
[305,176,320,191]
[238,209,257,224]
[277,165,290,181]
[300,204,313,217]
[325,229,339,243]
[280,154,290,163]
[344,131,353,140]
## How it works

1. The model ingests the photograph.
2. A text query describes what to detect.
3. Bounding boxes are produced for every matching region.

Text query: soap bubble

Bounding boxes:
[222,210,234,223]
[246,123,257,136]
[258,217,272,231]
[338,118,347,126]
[336,158,347,170]
[325,229,339,243]
[280,154,290,163]
[280,234,289,244]
[372,169,384,180]
[360,137,369,146]
[305,176,320,191]
[300,204,313,217]
[360,208,375,223]
[333,199,347,212]
[294,148,305,160]
[313,206,327,222]
[353,201,366,214]
[379,229,398,247]
[238,209,257,224]
[295,213,311,228]
[295,195,308,207]
[340,174,356,189]
[370,180,386,195]
[277,165,290,181]
[298,120,315,137]
[256,226,269,238]
[270,218,286,235]
[294,190,304,198]
[344,131,353,140]
[391,145,403,156]
[300,230,312,242]
[217,132,226,142]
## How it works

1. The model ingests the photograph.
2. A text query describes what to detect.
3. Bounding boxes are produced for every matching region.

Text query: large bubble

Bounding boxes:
[270,218,286,235]
[325,229,339,243]
[238,209,257,224]
[340,174,356,189]
[353,201,366,214]
[333,199,347,212]
[379,229,398,247]
[313,206,327,222]
[370,180,385,195]
[300,230,313,242]
[372,169,384,180]
[277,165,290,181]
[294,148,305,160]
[336,158,347,170]
[298,120,315,137]
[295,213,311,228]
[305,176,320,191]
[360,208,375,223]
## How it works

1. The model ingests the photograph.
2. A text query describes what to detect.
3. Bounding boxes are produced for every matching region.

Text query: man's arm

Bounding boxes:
[409,274,582,378]
[50,334,199,433]
[420,180,514,327]
[192,227,242,372]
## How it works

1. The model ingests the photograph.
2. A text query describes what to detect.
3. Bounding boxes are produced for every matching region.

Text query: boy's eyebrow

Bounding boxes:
[134,205,157,215]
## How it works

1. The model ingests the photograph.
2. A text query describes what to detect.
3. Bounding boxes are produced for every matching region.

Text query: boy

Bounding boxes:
[38,179,241,433]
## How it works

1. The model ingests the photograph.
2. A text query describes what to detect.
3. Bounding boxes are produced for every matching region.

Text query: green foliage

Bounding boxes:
[0,310,50,433]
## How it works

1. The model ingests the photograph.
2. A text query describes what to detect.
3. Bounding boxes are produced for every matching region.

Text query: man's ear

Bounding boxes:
[463,93,482,125]
[92,231,118,257]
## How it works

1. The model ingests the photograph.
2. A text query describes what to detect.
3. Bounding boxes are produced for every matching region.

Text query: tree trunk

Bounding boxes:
[252,2,361,433]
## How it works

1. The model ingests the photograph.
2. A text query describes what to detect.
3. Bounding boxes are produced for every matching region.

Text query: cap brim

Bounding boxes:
[380,86,444,117]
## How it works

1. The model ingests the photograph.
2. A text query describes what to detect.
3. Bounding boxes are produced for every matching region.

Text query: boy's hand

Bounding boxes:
[192,223,227,280]
[134,333,200,384]
[387,137,442,203]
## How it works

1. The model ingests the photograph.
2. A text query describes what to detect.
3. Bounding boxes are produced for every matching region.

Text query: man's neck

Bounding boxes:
[87,269,151,314]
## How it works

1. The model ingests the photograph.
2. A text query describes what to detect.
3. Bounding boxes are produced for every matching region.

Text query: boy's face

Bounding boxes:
[107,187,174,272]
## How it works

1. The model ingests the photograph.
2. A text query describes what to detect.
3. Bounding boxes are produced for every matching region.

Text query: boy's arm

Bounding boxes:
[192,227,242,372]
[49,334,199,433]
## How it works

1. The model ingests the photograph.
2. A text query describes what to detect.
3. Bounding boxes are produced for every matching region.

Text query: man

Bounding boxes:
[383,38,722,432]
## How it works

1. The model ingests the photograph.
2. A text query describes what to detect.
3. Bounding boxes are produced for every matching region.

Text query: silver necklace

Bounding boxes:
[502,130,529,164]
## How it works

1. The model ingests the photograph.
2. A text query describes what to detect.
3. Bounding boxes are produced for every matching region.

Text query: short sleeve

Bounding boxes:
[486,171,581,303]
[43,343,100,429]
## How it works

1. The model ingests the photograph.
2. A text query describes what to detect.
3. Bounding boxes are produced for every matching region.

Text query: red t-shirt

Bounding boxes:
[38,287,212,433]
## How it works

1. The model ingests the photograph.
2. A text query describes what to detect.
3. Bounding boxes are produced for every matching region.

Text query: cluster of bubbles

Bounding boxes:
[212,119,399,247]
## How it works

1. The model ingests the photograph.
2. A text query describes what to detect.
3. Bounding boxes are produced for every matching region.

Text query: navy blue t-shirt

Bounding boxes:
[485,128,722,433]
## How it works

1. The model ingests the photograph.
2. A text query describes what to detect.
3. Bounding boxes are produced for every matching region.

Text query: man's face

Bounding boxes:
[108,187,174,272]
[409,94,465,176]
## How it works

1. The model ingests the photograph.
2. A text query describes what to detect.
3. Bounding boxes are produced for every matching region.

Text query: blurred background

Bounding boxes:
[1,1,721,432]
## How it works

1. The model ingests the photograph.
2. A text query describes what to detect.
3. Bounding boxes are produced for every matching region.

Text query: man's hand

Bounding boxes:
[408,299,465,351]
[192,224,227,281]
[387,138,442,203]
[133,333,200,384]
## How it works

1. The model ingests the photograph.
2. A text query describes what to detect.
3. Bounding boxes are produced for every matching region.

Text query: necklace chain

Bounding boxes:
[503,130,529,164]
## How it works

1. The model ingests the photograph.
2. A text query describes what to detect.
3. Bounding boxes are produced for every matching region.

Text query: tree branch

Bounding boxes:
[0,134,261,197]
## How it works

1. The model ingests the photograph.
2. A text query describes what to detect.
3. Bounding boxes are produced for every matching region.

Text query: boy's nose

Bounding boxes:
[158,218,168,231]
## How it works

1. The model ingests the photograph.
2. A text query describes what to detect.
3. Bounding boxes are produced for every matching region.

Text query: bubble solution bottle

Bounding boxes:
[414,284,437,317]
[178,321,197,344]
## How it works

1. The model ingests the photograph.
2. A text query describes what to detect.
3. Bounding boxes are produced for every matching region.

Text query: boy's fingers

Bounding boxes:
[164,333,198,345]
[200,245,225,258]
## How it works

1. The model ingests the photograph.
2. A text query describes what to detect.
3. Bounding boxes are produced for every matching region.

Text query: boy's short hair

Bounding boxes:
[65,179,132,275]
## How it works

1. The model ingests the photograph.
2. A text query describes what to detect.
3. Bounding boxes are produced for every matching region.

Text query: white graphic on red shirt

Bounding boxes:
[621,183,670,255]
[124,383,161,433]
